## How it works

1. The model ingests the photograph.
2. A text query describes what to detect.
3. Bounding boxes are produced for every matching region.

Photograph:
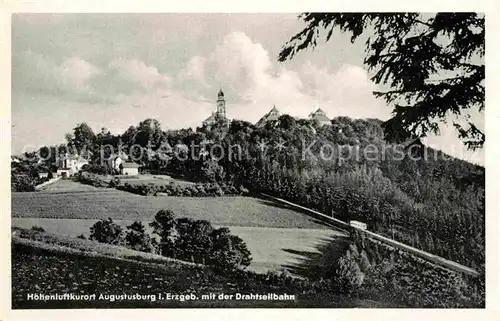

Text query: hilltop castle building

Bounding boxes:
[256,105,281,127]
[202,89,230,129]
[256,105,331,127]
[202,90,332,128]
[308,108,331,126]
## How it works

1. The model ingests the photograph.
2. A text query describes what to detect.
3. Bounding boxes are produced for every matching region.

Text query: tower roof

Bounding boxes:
[218,88,224,97]
[309,108,330,122]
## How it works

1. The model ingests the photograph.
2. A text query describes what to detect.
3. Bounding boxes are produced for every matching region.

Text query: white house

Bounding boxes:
[108,151,129,171]
[56,153,89,177]
[121,161,140,176]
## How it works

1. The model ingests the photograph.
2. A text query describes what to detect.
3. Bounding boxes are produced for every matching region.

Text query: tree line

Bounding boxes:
[32,114,484,270]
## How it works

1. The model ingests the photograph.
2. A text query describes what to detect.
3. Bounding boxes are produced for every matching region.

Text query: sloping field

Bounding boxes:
[12,180,346,274]
[11,218,345,273]
[12,184,330,229]
[35,178,104,192]
[12,238,387,308]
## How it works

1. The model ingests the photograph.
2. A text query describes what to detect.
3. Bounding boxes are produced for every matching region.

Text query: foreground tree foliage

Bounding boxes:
[89,211,251,272]
[89,218,124,245]
[149,210,252,272]
[11,162,49,192]
[125,221,155,253]
[279,13,484,149]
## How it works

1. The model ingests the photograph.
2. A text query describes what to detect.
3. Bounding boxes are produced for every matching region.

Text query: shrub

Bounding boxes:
[81,164,114,175]
[108,176,121,188]
[125,221,154,253]
[207,227,252,272]
[77,233,86,240]
[174,218,214,264]
[148,210,252,271]
[77,172,109,188]
[31,226,45,232]
[333,250,364,294]
[11,172,36,192]
[149,210,177,256]
[117,181,241,197]
[89,218,124,245]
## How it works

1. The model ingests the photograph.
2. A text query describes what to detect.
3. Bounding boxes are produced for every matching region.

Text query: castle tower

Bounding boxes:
[216,88,226,118]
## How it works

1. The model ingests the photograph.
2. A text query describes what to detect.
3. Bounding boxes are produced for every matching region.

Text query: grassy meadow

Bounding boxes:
[12,179,343,274]
[12,181,330,229]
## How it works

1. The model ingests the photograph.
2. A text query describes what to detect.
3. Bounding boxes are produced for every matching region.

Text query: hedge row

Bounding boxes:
[76,172,111,188]
[116,181,242,197]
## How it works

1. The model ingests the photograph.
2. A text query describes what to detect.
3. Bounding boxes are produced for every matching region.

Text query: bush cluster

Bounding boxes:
[149,210,251,272]
[116,181,241,197]
[11,165,52,192]
[31,226,46,232]
[89,218,124,245]
[88,210,252,272]
[76,172,110,188]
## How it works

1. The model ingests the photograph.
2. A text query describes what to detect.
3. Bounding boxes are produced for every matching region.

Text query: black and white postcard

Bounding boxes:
[2,1,498,320]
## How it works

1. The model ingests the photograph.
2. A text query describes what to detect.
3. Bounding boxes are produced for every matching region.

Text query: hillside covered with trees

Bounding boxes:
[35,114,485,273]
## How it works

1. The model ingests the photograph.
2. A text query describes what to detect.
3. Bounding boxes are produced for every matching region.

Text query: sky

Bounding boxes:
[11,13,484,165]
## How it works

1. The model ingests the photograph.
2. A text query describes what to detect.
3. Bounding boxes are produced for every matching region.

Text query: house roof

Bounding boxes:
[309,109,330,122]
[203,113,216,123]
[312,114,331,122]
[256,106,281,125]
[122,162,140,168]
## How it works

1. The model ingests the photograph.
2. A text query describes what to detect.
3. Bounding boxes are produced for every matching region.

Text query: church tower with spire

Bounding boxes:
[216,88,226,119]
[202,88,230,129]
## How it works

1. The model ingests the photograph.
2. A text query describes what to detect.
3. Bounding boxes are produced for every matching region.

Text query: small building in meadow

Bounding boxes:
[120,161,140,176]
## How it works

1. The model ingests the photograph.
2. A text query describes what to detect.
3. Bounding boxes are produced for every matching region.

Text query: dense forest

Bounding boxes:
[34,115,485,271]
